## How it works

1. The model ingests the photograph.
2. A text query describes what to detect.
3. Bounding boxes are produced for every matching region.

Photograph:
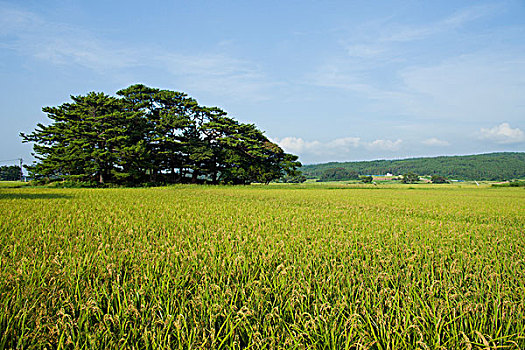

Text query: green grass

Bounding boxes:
[1,184,524,349]
[0,181,29,188]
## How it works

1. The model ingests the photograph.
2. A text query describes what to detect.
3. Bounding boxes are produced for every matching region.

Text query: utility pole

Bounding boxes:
[0,158,25,181]
[19,158,23,181]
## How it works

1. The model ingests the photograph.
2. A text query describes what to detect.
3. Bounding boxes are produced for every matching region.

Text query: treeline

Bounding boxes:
[317,167,359,182]
[21,85,301,185]
[0,166,21,181]
[302,152,525,181]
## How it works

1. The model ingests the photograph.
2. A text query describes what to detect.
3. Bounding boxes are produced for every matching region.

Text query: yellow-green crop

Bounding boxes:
[0,185,524,349]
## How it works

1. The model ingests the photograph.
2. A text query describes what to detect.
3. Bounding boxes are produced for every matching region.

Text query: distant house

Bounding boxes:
[386,173,393,176]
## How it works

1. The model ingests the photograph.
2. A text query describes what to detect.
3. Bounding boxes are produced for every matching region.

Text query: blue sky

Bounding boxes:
[1,0,524,166]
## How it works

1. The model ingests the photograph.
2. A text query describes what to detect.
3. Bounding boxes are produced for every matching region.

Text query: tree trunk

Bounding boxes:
[180,168,185,183]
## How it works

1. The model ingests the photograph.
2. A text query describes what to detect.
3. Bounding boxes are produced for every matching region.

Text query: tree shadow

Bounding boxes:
[0,193,72,200]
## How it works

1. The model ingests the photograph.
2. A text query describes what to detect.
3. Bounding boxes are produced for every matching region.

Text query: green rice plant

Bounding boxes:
[0,181,28,189]
[0,185,524,349]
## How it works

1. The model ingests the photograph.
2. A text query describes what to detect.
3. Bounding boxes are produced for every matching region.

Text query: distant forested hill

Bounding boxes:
[302,152,525,181]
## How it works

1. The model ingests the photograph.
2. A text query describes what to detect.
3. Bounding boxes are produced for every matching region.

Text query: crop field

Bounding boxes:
[0,184,524,349]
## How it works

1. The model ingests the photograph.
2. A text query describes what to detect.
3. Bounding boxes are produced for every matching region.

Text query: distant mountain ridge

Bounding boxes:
[301,152,525,181]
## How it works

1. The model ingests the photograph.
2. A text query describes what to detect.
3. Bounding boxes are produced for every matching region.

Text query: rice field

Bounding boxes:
[0,184,524,349]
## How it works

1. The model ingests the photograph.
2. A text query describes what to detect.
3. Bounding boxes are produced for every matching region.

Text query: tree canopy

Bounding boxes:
[431,175,449,184]
[318,167,359,182]
[360,175,373,183]
[0,166,21,181]
[21,84,301,185]
[402,172,420,184]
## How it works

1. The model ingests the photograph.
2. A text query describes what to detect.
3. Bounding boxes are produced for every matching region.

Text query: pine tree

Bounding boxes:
[21,85,302,185]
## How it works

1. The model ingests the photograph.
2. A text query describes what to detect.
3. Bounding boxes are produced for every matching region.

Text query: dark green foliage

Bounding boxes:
[492,180,525,188]
[431,175,449,184]
[302,153,525,181]
[318,167,359,182]
[0,166,21,181]
[402,172,419,184]
[361,175,373,183]
[21,85,301,185]
[280,173,307,183]
[20,92,139,184]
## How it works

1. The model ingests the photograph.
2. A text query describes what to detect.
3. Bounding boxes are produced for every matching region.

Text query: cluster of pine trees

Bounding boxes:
[21,85,301,185]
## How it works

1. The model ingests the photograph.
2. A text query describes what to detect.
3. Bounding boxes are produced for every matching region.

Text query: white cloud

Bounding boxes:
[309,52,525,123]
[0,6,136,71]
[380,4,496,43]
[308,62,408,105]
[309,3,523,124]
[34,38,140,71]
[346,44,385,58]
[337,3,497,64]
[0,5,275,102]
[366,139,403,151]
[273,137,321,154]
[479,123,525,144]
[422,138,450,146]
[273,136,403,162]
[398,54,525,122]
[326,137,361,150]
[155,53,277,101]
[273,136,360,156]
